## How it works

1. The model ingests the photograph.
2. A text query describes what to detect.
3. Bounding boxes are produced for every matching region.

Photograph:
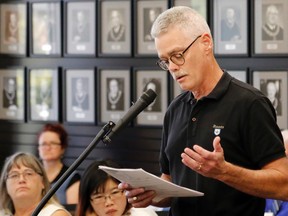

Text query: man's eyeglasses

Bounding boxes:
[156,35,202,71]
[6,169,41,182]
[90,189,124,204]
[38,141,61,148]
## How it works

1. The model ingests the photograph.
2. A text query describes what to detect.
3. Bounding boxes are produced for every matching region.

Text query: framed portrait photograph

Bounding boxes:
[65,1,95,55]
[135,69,168,126]
[28,69,59,122]
[99,69,130,124]
[0,68,24,120]
[227,70,247,83]
[65,69,95,123]
[254,0,288,54]
[136,0,168,55]
[213,0,248,55]
[172,0,207,20]
[253,71,288,129]
[31,2,61,56]
[99,0,131,56]
[0,3,26,55]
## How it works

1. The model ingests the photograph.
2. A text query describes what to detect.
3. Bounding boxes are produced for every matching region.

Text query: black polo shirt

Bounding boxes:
[160,72,285,216]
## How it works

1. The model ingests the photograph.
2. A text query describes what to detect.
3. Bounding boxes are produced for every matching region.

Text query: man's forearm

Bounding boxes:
[218,158,288,200]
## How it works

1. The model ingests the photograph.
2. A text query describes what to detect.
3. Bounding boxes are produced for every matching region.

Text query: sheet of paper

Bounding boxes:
[99,165,204,202]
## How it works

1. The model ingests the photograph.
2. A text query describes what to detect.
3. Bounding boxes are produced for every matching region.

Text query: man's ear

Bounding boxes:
[201,33,213,51]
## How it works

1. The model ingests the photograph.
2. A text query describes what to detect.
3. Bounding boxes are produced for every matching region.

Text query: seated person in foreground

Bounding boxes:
[0,152,71,216]
[75,160,158,216]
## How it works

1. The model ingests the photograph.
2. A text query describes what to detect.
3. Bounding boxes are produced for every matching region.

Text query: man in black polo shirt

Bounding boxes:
[120,6,288,216]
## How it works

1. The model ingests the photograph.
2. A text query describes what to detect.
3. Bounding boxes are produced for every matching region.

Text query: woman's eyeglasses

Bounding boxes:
[90,189,124,204]
[6,169,41,182]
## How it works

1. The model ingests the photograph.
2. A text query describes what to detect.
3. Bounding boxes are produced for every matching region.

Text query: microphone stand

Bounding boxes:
[32,121,115,216]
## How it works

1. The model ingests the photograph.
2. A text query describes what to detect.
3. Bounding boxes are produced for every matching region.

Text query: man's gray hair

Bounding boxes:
[151,6,211,39]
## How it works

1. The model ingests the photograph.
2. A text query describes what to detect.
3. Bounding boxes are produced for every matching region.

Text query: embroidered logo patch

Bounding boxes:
[213,124,224,136]
[214,128,221,135]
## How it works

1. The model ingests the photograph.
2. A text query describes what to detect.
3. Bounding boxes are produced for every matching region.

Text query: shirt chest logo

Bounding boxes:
[213,124,224,136]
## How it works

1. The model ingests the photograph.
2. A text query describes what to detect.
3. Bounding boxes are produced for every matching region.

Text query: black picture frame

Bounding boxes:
[213,0,248,55]
[99,0,131,56]
[28,68,59,122]
[0,68,25,121]
[98,69,131,124]
[135,0,168,56]
[134,69,168,126]
[65,1,96,56]
[30,1,61,56]
[253,70,288,129]
[253,0,288,55]
[0,3,27,55]
[65,69,95,123]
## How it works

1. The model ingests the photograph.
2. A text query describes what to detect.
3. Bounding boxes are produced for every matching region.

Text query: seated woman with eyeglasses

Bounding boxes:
[38,123,81,205]
[0,152,71,216]
[75,160,158,216]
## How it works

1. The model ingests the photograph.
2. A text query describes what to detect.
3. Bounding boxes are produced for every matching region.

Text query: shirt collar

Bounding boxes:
[182,71,232,103]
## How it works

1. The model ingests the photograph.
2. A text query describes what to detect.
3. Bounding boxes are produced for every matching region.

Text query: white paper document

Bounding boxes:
[99,165,204,202]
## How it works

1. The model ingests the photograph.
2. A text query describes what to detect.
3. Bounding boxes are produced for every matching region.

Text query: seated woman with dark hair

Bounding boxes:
[76,160,158,216]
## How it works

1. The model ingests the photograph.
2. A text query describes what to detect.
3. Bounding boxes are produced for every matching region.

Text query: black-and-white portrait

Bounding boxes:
[107,9,125,42]
[107,78,124,111]
[65,69,94,123]
[35,77,52,119]
[0,69,24,120]
[100,1,131,55]
[136,70,167,125]
[137,1,167,55]
[72,10,90,43]
[260,79,282,115]
[262,4,284,41]
[253,71,287,129]
[4,11,19,44]
[142,78,161,112]
[32,3,60,55]
[221,7,241,42]
[143,7,161,41]
[33,12,54,54]
[2,77,17,110]
[29,69,58,121]
[66,1,95,55]
[72,77,89,112]
[99,69,130,124]
[0,4,26,55]
[213,0,248,55]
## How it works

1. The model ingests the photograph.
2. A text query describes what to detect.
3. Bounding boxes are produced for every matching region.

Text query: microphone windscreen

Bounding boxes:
[141,88,157,104]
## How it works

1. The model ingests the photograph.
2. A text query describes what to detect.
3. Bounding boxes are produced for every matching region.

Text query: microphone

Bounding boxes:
[103,88,157,143]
